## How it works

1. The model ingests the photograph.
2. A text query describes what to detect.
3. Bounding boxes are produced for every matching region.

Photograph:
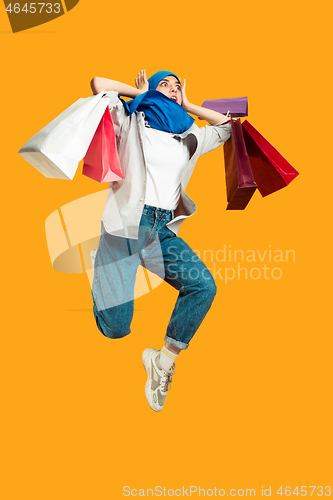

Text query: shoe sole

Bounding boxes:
[142,349,161,412]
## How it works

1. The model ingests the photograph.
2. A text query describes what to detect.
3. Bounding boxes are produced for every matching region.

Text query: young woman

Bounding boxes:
[90,70,231,412]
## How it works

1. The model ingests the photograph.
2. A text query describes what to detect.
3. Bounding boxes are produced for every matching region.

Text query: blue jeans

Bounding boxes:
[92,205,217,350]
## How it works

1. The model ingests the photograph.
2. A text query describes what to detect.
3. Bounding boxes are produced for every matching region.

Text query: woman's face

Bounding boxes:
[156,75,182,105]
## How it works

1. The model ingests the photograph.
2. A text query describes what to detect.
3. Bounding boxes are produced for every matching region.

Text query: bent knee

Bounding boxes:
[96,316,131,339]
[93,304,131,339]
[204,277,217,299]
[102,328,130,340]
[200,268,217,295]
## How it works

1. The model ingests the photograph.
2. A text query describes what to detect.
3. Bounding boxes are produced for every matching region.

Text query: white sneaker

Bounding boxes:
[142,348,175,412]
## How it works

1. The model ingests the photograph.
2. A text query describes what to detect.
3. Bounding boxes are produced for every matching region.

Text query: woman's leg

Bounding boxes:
[159,234,217,350]
[141,209,216,411]
[165,343,181,354]
[92,226,141,339]
[92,209,162,339]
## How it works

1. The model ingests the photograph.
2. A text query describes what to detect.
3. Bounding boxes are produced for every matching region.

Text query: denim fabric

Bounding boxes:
[92,205,217,350]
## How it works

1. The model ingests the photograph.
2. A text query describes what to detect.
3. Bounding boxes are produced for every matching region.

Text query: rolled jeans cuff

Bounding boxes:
[164,335,189,351]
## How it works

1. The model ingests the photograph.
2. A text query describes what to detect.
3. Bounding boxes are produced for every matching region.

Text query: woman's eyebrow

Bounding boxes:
[159,78,181,85]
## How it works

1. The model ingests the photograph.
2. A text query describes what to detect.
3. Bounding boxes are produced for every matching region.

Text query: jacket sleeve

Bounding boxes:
[197,122,231,157]
[103,91,130,139]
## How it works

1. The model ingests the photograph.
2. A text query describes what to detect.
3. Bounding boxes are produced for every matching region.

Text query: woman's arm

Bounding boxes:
[181,79,230,125]
[90,76,145,98]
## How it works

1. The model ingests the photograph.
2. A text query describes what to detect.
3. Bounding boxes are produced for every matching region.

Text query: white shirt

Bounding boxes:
[143,126,190,210]
[100,91,231,239]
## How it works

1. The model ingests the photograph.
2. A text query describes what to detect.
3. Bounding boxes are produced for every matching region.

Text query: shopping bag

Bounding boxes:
[224,119,257,210]
[242,120,299,197]
[202,97,248,117]
[82,107,123,183]
[18,92,110,180]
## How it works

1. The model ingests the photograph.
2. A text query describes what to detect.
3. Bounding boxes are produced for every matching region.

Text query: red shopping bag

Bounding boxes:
[224,119,257,210]
[82,107,123,183]
[242,120,299,197]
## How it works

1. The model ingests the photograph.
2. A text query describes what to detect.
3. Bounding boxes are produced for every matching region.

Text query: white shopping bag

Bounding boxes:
[18,92,111,180]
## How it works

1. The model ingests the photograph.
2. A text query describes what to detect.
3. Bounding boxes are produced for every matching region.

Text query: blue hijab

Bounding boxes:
[121,71,195,134]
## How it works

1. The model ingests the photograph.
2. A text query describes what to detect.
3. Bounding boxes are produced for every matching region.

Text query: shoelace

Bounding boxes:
[160,364,175,393]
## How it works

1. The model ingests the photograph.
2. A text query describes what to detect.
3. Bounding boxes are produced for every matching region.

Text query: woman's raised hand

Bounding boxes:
[181,78,190,111]
[135,69,149,93]
[181,78,229,124]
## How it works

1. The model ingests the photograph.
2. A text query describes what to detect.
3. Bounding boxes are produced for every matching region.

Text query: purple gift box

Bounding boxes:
[201,96,248,117]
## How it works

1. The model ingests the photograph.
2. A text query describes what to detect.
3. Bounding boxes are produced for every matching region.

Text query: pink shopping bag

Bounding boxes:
[82,107,123,183]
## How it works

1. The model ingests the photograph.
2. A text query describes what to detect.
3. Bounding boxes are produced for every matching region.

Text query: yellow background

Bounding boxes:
[1,0,332,498]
